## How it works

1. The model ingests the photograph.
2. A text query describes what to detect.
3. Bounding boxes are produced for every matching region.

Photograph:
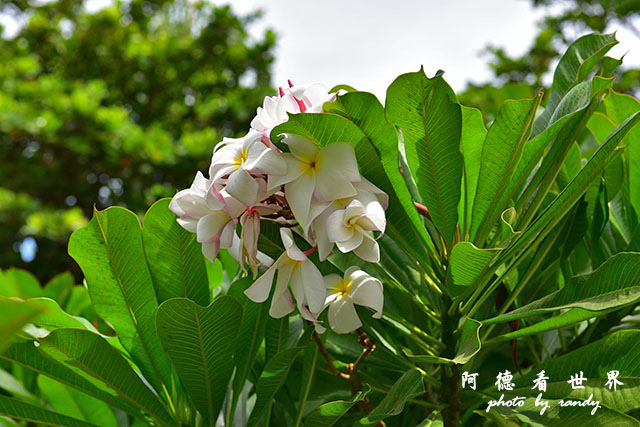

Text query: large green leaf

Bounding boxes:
[449,242,497,293]
[37,328,174,426]
[532,33,618,136]
[358,368,425,425]
[0,269,41,298]
[156,296,242,426]
[471,94,542,244]
[507,330,640,414]
[0,341,144,419]
[0,297,46,353]
[459,106,487,237]
[0,395,97,427]
[227,279,270,424]
[248,346,302,426]
[37,375,118,427]
[386,69,463,245]
[485,252,640,325]
[68,206,173,394]
[142,198,209,306]
[324,91,432,259]
[303,385,371,427]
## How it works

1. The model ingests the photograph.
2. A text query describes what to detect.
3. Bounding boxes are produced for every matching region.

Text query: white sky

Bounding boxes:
[4,0,640,98]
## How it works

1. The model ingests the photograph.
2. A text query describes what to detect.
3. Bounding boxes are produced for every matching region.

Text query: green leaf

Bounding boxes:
[358,368,425,425]
[0,395,98,427]
[68,206,173,394]
[302,384,371,426]
[452,318,482,365]
[248,346,302,426]
[533,33,618,136]
[295,340,319,426]
[386,69,463,245]
[485,252,640,325]
[0,297,46,353]
[508,330,640,414]
[497,111,640,265]
[0,269,41,299]
[459,106,488,237]
[42,272,74,307]
[37,375,117,427]
[37,328,174,426]
[265,316,289,362]
[1,341,144,419]
[142,198,209,306]
[471,93,543,244]
[227,279,270,424]
[325,92,432,261]
[0,368,39,405]
[156,296,242,426]
[449,242,497,291]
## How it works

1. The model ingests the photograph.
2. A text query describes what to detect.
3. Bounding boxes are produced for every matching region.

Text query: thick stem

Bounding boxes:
[440,307,461,426]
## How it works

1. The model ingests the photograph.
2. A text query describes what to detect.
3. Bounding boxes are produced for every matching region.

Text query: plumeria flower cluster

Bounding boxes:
[170,82,387,334]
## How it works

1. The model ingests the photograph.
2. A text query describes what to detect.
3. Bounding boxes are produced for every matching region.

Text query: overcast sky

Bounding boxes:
[216,0,640,98]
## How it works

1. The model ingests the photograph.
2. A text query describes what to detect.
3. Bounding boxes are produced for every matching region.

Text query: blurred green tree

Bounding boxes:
[0,0,275,281]
[459,0,640,121]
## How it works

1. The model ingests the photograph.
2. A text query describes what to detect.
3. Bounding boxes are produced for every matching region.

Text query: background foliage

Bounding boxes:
[0,0,275,280]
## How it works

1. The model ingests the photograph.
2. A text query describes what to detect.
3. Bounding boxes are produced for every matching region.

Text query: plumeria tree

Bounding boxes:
[2,32,640,426]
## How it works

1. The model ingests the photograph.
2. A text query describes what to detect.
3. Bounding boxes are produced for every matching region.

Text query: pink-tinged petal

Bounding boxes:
[226,169,259,206]
[245,144,286,175]
[269,289,295,318]
[284,134,319,162]
[222,194,247,219]
[326,210,353,243]
[351,278,384,319]
[299,260,326,314]
[205,184,225,211]
[280,228,306,261]
[285,173,316,230]
[353,234,380,263]
[314,167,357,202]
[196,211,230,243]
[335,232,364,253]
[219,222,236,249]
[201,240,221,263]
[169,189,189,216]
[317,142,360,182]
[244,263,277,303]
[267,154,304,190]
[211,164,238,184]
[176,217,198,233]
[328,299,361,334]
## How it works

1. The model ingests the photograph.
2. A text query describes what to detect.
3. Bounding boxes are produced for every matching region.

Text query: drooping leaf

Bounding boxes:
[0,395,98,427]
[386,69,463,245]
[471,93,542,244]
[37,375,118,427]
[303,385,371,427]
[248,346,302,426]
[485,252,640,325]
[142,198,209,306]
[156,296,242,425]
[68,206,173,394]
[37,328,174,426]
[0,297,46,354]
[358,368,425,425]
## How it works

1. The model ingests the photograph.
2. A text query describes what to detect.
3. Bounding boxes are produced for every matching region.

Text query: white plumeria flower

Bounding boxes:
[251,83,336,138]
[209,130,285,206]
[323,267,383,334]
[194,191,245,263]
[268,135,360,232]
[325,190,386,263]
[314,178,388,261]
[169,171,222,232]
[244,228,326,323]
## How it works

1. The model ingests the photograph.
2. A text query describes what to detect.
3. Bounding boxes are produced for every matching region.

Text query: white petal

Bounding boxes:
[284,134,318,162]
[326,210,354,243]
[219,221,236,249]
[280,228,306,261]
[244,263,277,303]
[285,173,316,230]
[353,234,380,263]
[328,299,362,334]
[351,279,384,318]
[315,167,357,202]
[197,212,230,243]
[335,231,364,253]
[245,144,286,175]
[205,185,225,211]
[314,212,335,261]
[299,260,326,314]
[269,289,295,318]
[176,217,198,233]
[317,142,360,182]
[201,241,221,263]
[226,169,259,206]
[267,153,304,190]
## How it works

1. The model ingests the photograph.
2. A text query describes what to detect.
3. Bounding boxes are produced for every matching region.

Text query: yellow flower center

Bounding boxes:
[330,279,353,300]
[233,147,249,167]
